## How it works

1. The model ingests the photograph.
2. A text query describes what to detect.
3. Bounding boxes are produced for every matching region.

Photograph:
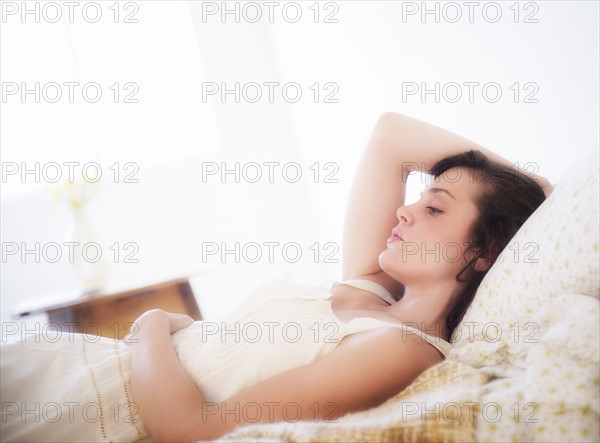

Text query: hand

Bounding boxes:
[124,310,194,345]
[514,165,553,198]
[165,312,195,334]
[536,175,554,198]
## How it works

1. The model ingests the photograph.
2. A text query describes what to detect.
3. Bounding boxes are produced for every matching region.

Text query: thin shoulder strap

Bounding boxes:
[402,325,453,358]
[332,279,397,305]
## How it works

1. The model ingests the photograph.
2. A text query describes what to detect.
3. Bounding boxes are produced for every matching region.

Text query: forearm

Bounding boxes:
[130,312,224,442]
[373,112,552,194]
[372,112,504,174]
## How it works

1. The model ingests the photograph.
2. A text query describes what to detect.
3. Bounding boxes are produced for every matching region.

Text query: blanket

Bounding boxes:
[219,359,489,442]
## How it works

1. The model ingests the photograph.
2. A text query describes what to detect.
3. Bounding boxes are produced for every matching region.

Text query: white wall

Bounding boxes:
[1,1,598,324]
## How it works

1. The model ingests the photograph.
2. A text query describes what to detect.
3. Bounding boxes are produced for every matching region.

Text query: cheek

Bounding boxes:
[378,243,428,274]
[379,240,467,277]
[440,242,467,265]
[436,217,473,245]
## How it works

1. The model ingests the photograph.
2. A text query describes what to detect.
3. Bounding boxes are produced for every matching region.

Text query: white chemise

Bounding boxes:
[0,278,452,442]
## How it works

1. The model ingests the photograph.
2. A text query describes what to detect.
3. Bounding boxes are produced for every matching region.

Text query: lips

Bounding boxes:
[387,228,404,244]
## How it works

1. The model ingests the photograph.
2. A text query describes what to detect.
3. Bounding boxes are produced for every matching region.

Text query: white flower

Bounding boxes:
[52,172,102,210]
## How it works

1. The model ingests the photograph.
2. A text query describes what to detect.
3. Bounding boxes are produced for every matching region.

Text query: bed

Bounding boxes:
[217,145,600,443]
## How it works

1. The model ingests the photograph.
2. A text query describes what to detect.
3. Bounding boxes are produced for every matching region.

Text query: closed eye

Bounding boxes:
[426,206,442,214]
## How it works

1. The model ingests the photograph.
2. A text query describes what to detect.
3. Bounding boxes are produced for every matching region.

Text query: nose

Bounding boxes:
[396,205,413,225]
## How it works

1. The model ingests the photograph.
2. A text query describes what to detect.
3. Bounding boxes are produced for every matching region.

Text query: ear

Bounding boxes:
[473,255,493,272]
[469,242,500,273]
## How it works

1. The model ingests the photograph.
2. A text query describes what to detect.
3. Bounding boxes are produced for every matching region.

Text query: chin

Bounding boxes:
[378,249,392,271]
[379,250,408,283]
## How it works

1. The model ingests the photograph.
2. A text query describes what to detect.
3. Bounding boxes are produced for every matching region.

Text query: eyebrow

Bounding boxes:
[422,187,457,200]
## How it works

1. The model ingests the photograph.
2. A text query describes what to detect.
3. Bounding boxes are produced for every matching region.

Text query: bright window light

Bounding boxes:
[1,1,220,199]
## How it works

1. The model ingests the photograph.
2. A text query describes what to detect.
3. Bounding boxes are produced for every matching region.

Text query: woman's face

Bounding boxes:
[379,167,482,286]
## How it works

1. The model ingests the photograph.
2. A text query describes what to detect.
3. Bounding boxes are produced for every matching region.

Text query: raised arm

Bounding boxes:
[341,112,550,292]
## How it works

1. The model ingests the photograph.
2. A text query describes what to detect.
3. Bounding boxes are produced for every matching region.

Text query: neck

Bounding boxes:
[386,281,462,340]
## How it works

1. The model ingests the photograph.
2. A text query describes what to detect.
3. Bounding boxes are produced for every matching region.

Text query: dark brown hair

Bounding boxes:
[430,150,546,339]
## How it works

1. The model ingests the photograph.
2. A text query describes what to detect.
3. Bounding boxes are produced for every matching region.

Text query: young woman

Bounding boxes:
[1,113,549,442]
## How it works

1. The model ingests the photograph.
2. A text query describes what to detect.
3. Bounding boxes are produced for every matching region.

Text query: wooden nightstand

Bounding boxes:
[12,277,202,340]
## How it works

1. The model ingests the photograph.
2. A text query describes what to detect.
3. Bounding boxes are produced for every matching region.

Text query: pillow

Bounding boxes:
[475,293,600,443]
[524,293,600,442]
[218,359,489,443]
[450,145,600,376]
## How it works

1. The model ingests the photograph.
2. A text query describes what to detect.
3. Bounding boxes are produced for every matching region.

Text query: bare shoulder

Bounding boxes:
[335,325,444,366]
